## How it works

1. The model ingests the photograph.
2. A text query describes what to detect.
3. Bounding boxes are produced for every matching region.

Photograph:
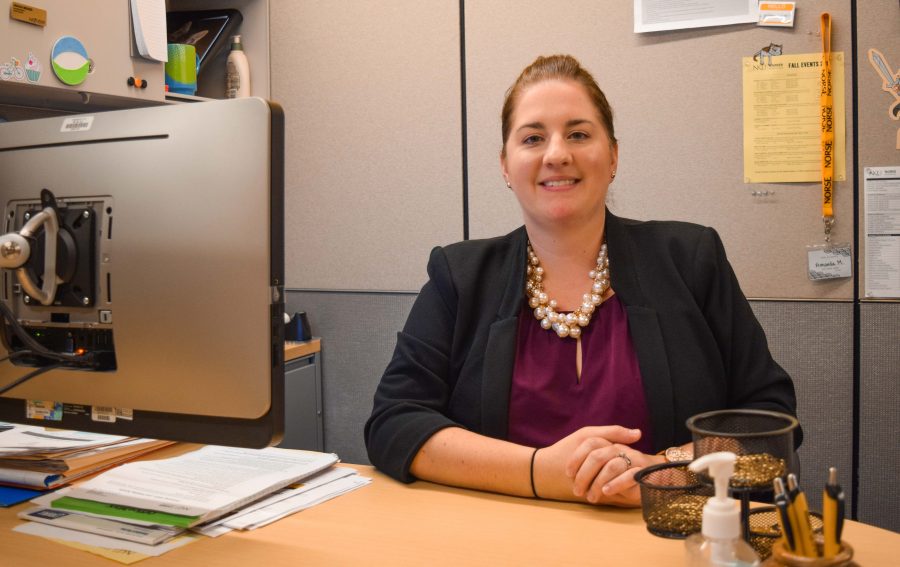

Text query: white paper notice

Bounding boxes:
[634,0,758,33]
[864,167,900,298]
[130,0,168,62]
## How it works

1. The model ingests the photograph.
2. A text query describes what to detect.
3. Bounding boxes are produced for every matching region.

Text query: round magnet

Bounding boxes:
[51,36,92,86]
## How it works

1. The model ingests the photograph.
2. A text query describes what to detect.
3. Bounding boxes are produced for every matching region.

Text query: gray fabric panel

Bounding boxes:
[285,290,417,465]
[858,303,900,532]
[750,301,854,514]
[272,1,463,291]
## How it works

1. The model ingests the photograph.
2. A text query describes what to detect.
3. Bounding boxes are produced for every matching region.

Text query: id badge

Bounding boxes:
[807,243,852,281]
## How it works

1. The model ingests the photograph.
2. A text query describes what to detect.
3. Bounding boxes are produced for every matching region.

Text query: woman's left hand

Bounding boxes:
[565,432,665,507]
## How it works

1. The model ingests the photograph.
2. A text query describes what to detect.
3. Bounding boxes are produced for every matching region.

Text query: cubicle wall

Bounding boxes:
[855,1,900,533]
[273,0,898,530]
[857,304,900,530]
[271,1,464,291]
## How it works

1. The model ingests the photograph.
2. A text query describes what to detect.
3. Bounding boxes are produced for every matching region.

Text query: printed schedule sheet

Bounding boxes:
[865,167,900,298]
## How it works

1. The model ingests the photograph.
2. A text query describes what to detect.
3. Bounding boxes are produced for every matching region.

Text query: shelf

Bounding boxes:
[165,92,209,103]
[168,0,270,100]
[285,339,321,362]
[0,81,163,121]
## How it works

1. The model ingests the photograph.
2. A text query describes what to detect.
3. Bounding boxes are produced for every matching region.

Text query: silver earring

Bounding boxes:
[611,171,617,179]
[506,181,512,188]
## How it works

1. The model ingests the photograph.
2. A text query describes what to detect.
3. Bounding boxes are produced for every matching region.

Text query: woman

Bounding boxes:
[364,54,799,507]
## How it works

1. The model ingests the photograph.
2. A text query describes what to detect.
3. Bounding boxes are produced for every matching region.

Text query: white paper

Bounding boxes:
[634,0,758,33]
[63,446,338,519]
[223,475,371,530]
[0,424,127,456]
[48,436,167,462]
[193,467,363,536]
[864,167,900,298]
[130,0,168,62]
[18,506,182,545]
[0,466,60,486]
[13,521,197,557]
[195,466,357,532]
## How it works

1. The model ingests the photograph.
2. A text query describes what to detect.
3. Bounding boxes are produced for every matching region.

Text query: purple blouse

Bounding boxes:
[507,294,654,453]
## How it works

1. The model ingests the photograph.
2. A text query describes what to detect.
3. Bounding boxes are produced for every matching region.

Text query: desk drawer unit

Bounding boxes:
[279,353,324,452]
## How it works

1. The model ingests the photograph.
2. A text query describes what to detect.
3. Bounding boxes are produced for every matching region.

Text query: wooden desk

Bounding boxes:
[3,450,898,566]
[285,338,321,362]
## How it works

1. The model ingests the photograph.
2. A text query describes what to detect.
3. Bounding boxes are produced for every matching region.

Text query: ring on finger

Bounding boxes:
[617,452,632,469]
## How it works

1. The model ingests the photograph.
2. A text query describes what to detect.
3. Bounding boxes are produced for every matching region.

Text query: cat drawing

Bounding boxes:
[753,43,783,66]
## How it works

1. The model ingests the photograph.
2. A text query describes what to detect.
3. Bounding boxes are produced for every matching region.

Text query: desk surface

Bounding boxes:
[3,450,898,566]
[284,338,320,361]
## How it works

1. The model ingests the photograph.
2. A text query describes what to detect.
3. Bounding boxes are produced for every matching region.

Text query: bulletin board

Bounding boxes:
[465,0,855,300]
[856,0,900,300]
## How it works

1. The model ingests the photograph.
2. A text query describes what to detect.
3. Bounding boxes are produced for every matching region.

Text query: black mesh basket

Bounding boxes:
[634,462,714,539]
[686,409,799,492]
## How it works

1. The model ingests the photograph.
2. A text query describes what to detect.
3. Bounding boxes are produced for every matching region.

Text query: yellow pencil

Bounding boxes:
[787,473,816,557]
[823,467,845,558]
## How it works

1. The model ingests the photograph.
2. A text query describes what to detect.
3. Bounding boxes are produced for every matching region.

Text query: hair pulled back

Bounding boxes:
[501,54,616,156]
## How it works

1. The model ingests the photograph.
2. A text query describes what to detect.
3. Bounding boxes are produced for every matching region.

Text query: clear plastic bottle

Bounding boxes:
[685,452,760,567]
[225,35,250,98]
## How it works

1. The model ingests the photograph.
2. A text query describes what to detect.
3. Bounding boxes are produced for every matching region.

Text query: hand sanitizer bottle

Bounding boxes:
[685,452,760,567]
[226,35,250,98]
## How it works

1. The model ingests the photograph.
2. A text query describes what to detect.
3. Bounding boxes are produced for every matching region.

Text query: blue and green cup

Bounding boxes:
[165,44,198,95]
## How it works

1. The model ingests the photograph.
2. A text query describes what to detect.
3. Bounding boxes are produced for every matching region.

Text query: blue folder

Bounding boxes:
[0,485,42,507]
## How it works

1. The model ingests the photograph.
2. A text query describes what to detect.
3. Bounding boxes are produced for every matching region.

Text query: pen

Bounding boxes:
[773,477,796,553]
[787,473,816,557]
[823,467,845,558]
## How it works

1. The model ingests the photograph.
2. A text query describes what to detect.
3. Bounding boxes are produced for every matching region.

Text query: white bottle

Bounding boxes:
[225,35,250,98]
[685,452,760,567]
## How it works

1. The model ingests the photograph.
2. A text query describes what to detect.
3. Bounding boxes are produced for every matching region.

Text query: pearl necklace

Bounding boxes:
[525,241,610,339]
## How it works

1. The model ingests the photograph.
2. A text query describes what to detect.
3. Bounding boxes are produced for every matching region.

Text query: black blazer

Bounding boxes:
[364,211,800,482]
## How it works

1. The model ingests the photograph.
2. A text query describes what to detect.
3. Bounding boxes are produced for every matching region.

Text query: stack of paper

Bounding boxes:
[13,445,370,562]
[0,423,173,492]
[196,466,372,536]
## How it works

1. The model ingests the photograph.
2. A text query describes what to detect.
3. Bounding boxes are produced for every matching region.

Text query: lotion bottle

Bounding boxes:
[685,452,760,567]
[226,35,250,98]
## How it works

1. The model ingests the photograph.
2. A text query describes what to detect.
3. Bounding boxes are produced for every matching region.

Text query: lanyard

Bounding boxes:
[820,13,834,242]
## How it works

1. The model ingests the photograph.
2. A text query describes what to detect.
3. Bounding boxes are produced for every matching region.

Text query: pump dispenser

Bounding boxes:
[226,35,250,98]
[685,452,760,567]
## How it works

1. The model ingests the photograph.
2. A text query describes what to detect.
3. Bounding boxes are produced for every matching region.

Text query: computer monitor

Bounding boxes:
[0,97,285,447]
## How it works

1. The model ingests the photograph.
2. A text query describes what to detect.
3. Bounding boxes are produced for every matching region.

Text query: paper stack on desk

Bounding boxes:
[0,423,173,491]
[13,445,369,562]
[41,445,340,526]
[195,465,372,537]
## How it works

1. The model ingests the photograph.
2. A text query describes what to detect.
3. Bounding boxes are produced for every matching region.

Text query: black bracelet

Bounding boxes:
[530,448,540,498]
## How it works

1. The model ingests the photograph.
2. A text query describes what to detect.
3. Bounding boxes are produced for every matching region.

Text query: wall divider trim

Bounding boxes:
[459,0,470,241]
[849,0,861,522]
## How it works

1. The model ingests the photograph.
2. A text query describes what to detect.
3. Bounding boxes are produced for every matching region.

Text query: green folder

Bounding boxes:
[50,496,200,528]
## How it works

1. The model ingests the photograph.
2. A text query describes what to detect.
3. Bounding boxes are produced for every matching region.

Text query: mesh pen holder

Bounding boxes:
[687,409,799,490]
[634,461,714,539]
[748,506,824,560]
[687,409,800,542]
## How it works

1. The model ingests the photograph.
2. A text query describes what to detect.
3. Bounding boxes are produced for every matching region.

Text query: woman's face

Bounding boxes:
[501,79,618,231]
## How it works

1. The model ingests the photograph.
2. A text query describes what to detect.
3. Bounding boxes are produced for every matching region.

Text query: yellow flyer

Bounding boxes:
[742,52,846,183]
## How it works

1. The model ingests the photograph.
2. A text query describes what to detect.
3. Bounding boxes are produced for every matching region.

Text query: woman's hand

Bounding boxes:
[533,426,665,507]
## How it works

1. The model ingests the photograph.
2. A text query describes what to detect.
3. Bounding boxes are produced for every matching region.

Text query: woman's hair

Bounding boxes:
[501,54,616,156]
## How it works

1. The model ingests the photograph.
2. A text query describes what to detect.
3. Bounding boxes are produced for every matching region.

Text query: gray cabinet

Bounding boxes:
[1,0,163,102]
[0,0,270,122]
[278,352,323,452]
